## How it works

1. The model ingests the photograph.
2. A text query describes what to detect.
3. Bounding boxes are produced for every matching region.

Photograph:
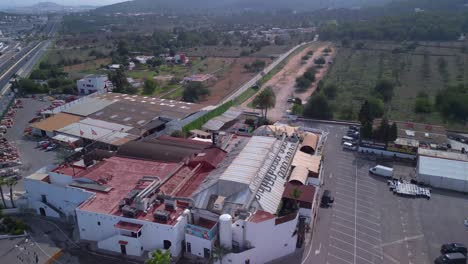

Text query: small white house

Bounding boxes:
[76,75,109,95]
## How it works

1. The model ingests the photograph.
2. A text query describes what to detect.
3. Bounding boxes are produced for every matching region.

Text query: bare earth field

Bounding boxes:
[202,57,272,105]
[241,41,334,121]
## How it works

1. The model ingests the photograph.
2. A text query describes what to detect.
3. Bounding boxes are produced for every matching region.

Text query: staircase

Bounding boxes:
[42,200,66,218]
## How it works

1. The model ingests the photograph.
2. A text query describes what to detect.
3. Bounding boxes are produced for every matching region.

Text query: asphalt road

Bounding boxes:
[298,122,468,264]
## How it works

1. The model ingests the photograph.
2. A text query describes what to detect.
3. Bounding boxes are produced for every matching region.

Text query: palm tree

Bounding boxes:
[145,249,171,264]
[211,245,231,264]
[253,87,276,123]
[0,178,7,208]
[6,178,17,208]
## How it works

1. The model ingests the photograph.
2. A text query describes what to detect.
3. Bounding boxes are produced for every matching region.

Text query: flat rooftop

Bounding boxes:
[72,156,213,225]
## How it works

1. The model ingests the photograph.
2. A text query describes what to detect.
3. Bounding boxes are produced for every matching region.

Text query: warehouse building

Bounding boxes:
[417,148,468,193]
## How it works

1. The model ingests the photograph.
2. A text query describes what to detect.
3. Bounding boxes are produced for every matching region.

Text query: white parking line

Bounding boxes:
[356,230,382,242]
[356,215,381,226]
[331,227,354,239]
[356,247,384,260]
[331,236,383,259]
[356,203,379,213]
[334,214,355,224]
[334,221,355,232]
[356,222,381,234]
[335,192,376,204]
[328,252,353,264]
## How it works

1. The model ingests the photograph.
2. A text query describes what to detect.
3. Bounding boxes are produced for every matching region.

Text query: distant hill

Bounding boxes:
[2,1,97,14]
[95,0,394,14]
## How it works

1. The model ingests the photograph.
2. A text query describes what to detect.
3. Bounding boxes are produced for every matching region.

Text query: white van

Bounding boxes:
[342,136,354,143]
[369,165,393,178]
[343,142,357,151]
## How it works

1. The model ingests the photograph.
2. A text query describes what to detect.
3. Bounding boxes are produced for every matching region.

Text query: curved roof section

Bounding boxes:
[301,133,318,152]
[289,166,309,185]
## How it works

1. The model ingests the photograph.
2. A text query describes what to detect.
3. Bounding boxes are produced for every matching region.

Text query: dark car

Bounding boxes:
[349,125,360,131]
[320,190,334,208]
[435,253,467,264]
[441,243,467,256]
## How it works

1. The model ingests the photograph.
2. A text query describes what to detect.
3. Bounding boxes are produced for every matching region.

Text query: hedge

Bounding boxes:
[182,100,235,135]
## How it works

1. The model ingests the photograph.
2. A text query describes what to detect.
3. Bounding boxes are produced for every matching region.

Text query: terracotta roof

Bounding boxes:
[114,221,143,232]
[301,133,319,152]
[289,166,309,185]
[249,210,275,223]
[292,152,321,174]
[31,113,82,132]
[282,183,316,203]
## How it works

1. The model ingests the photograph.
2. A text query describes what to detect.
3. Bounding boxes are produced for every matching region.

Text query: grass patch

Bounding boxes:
[234,87,258,104]
[127,70,157,79]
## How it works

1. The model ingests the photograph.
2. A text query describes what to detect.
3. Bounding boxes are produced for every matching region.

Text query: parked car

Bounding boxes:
[341,136,355,144]
[320,190,334,208]
[46,144,57,152]
[40,142,51,150]
[36,141,49,148]
[343,142,358,151]
[369,165,394,178]
[434,253,467,264]
[349,125,360,131]
[441,243,467,256]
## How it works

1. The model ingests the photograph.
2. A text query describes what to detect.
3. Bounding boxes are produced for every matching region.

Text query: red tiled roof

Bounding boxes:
[249,210,275,223]
[282,183,316,203]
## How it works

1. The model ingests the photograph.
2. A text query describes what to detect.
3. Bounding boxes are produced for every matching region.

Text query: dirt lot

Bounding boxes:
[182,45,294,58]
[201,57,272,105]
[63,58,111,74]
[241,41,335,121]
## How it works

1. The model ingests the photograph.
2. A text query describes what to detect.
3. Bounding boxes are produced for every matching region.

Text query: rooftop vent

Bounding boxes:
[154,210,171,222]
[122,205,138,218]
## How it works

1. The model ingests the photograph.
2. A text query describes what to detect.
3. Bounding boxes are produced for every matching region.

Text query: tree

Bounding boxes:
[253,87,276,120]
[303,94,333,119]
[373,117,390,142]
[143,79,158,95]
[182,82,210,103]
[117,40,129,56]
[314,57,326,65]
[361,121,373,139]
[0,179,7,208]
[303,67,316,82]
[212,245,231,264]
[5,179,17,208]
[291,188,302,199]
[108,68,129,93]
[374,79,395,102]
[358,100,372,125]
[389,122,398,142]
[415,97,432,113]
[295,77,311,91]
[323,84,338,99]
[146,249,171,264]
[367,98,385,119]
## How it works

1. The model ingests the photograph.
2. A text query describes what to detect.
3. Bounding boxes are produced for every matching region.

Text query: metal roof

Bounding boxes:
[289,166,309,185]
[418,156,468,182]
[292,152,321,173]
[418,148,468,162]
[219,136,277,186]
[202,107,243,131]
[63,98,115,117]
[57,120,138,146]
[80,118,133,132]
[30,113,82,132]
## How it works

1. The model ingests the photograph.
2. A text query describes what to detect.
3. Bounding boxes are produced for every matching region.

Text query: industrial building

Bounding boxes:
[417,148,468,193]
[30,92,206,147]
[24,125,323,263]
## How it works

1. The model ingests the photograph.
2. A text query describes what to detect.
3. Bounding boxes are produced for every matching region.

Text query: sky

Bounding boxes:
[1,0,127,7]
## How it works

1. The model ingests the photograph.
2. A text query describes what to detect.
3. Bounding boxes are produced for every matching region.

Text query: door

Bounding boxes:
[186,242,191,253]
[163,240,171,250]
[120,244,127,255]
[41,195,47,203]
[39,208,46,216]
[203,248,210,259]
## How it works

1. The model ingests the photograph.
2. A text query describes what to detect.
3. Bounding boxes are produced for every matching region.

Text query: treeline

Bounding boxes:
[320,12,468,41]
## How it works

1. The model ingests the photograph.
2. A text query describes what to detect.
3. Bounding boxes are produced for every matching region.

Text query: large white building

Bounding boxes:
[76,75,110,95]
[25,126,322,263]
[417,148,468,193]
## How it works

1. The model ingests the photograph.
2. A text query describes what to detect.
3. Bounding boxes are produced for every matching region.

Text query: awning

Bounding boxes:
[115,221,143,232]
[292,152,321,173]
[289,166,309,185]
[52,134,80,144]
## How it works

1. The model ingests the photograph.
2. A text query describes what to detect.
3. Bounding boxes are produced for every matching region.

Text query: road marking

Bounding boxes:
[332,236,383,259]
[334,214,355,224]
[315,243,322,255]
[328,252,353,264]
[330,172,333,179]
[331,227,354,239]
[354,159,358,264]
[333,221,355,232]
[356,215,381,226]
[329,244,354,257]
[356,230,382,242]
[379,235,425,248]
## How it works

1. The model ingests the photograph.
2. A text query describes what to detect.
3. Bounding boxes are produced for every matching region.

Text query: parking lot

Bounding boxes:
[298,122,468,264]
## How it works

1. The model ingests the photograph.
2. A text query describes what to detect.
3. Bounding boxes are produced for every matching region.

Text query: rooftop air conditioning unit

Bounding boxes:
[153,210,171,222]
[122,205,138,218]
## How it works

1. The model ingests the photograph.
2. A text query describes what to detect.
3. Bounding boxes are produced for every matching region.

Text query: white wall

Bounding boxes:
[358,147,416,159]
[222,215,298,264]
[76,209,187,257]
[30,200,60,218]
[77,76,108,95]
[48,171,74,185]
[185,233,213,258]
[98,234,142,256]
[24,178,93,218]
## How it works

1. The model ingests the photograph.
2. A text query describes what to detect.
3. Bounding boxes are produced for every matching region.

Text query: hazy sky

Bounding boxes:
[2,0,127,7]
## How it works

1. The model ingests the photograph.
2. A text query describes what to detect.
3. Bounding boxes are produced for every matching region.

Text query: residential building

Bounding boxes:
[76,75,110,95]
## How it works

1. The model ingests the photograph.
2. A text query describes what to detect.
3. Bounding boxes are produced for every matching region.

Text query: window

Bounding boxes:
[203,248,210,259]
[186,242,191,253]
[97,221,101,226]
[245,260,250,264]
